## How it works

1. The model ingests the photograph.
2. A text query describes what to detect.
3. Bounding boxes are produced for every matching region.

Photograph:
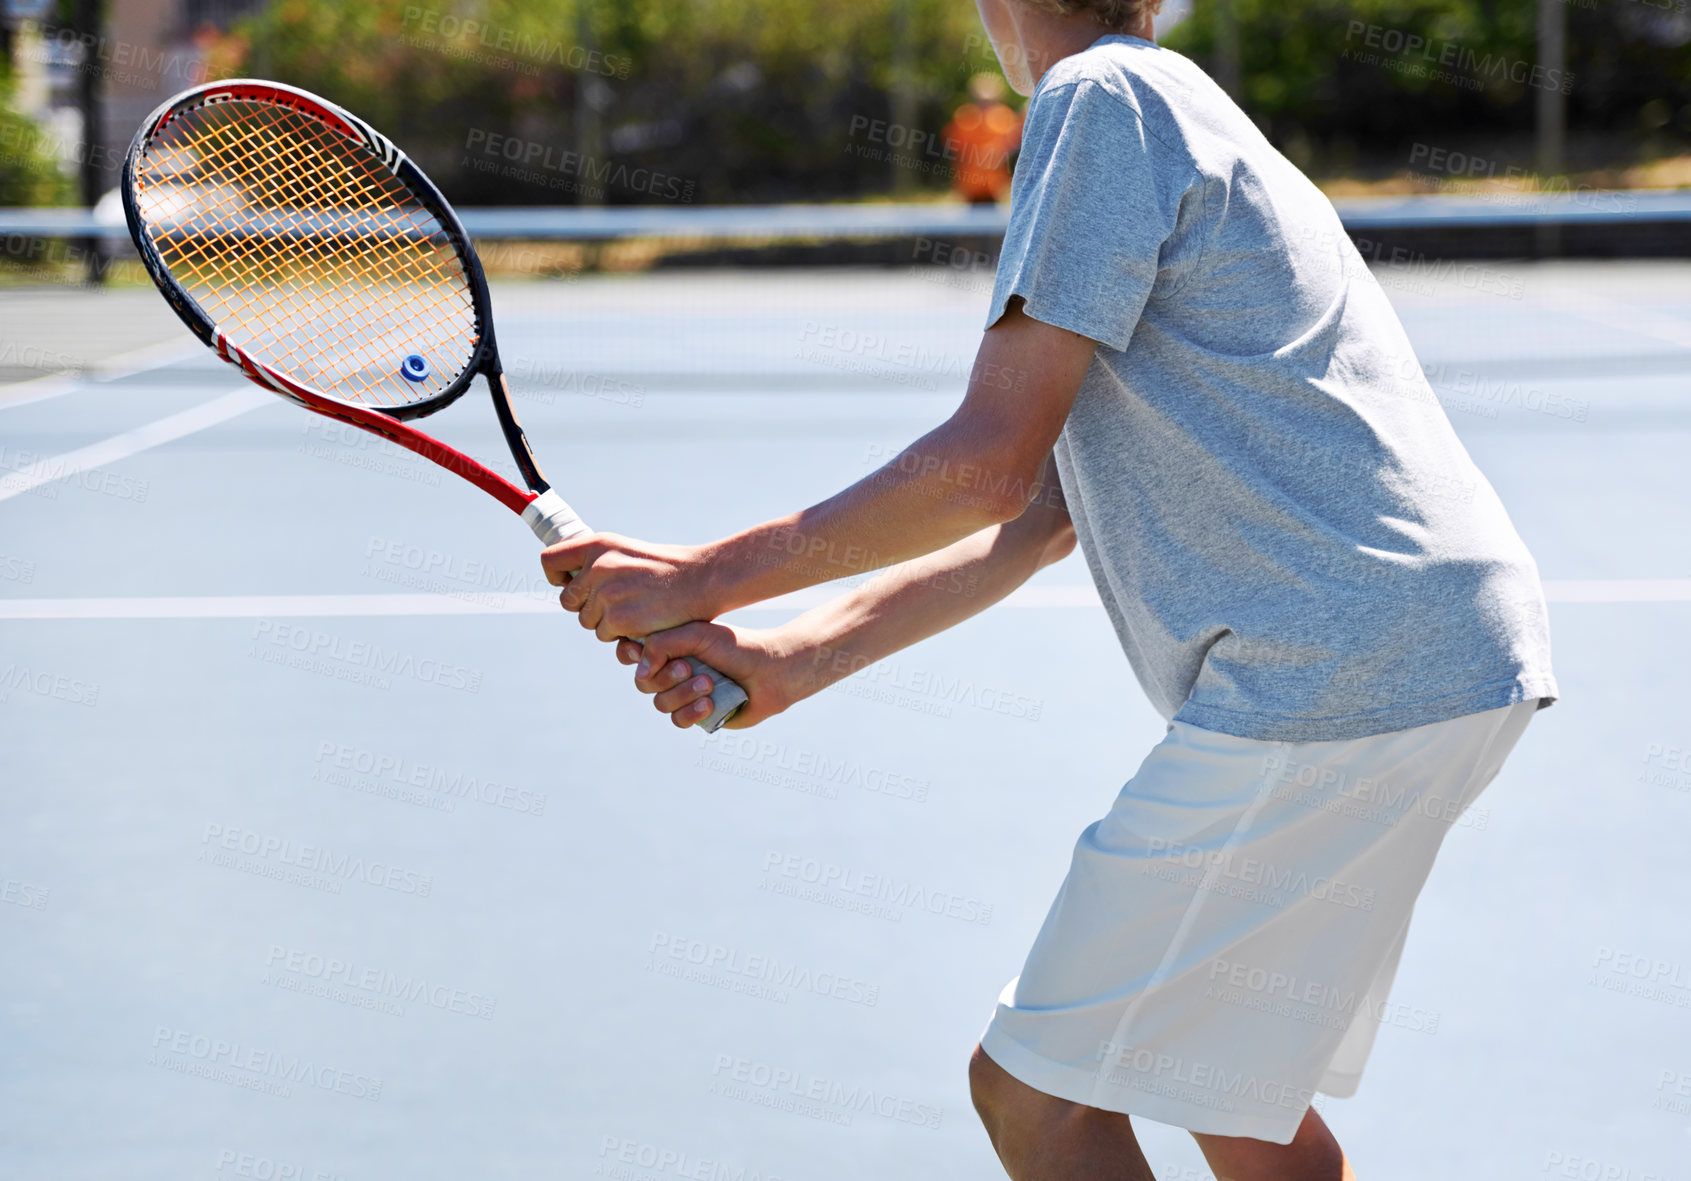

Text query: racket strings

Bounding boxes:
[175,104,474,397]
[135,97,479,409]
[163,104,471,378]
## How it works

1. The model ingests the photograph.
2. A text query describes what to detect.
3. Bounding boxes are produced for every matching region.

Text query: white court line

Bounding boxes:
[0,581,1686,620]
[1534,288,1691,354]
[0,594,546,620]
[0,387,268,504]
[1544,580,1691,603]
[0,585,1092,619]
[0,337,205,411]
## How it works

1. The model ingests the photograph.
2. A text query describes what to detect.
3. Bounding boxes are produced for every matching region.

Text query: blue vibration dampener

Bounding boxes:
[400,354,431,383]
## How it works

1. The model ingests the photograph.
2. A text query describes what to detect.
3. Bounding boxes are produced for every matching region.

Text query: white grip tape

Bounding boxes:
[523,489,748,733]
[673,659,748,733]
[522,489,592,547]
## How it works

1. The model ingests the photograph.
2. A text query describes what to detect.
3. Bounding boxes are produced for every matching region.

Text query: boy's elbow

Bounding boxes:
[1041,515,1077,565]
[970,452,1050,525]
[935,405,1061,525]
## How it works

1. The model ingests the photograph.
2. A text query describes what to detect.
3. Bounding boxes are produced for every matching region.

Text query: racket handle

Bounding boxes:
[522,490,749,732]
[523,488,595,548]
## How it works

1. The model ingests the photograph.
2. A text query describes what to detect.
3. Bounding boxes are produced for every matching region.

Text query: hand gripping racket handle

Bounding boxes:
[521,490,748,732]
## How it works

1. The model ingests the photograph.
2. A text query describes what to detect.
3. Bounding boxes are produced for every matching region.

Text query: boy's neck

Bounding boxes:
[996,5,1154,96]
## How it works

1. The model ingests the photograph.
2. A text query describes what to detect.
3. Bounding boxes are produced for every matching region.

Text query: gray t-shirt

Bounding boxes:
[987,34,1557,741]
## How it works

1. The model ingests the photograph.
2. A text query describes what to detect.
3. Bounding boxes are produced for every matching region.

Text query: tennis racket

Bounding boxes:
[121,79,747,731]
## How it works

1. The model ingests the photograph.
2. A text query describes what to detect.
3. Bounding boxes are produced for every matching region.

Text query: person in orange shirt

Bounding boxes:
[943,72,1023,203]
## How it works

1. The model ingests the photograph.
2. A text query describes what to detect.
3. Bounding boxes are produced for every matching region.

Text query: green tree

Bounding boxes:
[234,0,1009,203]
[0,72,75,206]
[1162,0,1691,172]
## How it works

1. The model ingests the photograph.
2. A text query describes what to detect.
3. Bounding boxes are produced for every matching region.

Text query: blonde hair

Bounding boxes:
[1020,0,1164,31]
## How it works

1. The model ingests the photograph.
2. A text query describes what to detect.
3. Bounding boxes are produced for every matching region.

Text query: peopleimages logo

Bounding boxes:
[463,130,695,203]
[1144,836,1376,911]
[760,850,993,925]
[400,6,632,77]
[149,1026,381,1102]
[813,646,1044,722]
[1,876,50,911]
[648,931,881,1007]
[0,662,100,707]
[264,945,496,1019]
[313,740,547,816]
[200,823,434,897]
[248,620,482,694]
[1096,1041,1316,1113]
[1204,956,1442,1035]
[24,22,219,88]
[0,553,36,584]
[1343,21,1575,95]
[697,732,930,804]
[213,1148,350,1180]
[0,443,151,503]
[596,1135,804,1181]
[710,1054,943,1129]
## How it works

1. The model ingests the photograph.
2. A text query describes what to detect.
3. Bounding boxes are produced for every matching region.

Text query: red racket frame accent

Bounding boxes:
[152,81,366,146]
[215,333,536,516]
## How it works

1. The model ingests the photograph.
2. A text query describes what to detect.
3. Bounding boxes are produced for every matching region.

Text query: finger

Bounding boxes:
[634,658,692,695]
[597,607,654,645]
[653,674,715,719]
[540,536,602,588]
[669,696,715,729]
[558,569,595,612]
[654,673,713,713]
[616,638,643,666]
[576,595,604,634]
[637,620,716,670]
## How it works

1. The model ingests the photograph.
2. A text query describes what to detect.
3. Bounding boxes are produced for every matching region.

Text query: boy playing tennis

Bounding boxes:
[542,0,1557,1176]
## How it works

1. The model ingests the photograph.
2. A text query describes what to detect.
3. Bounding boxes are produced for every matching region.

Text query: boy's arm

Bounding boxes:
[542,301,1098,642]
[615,460,1077,727]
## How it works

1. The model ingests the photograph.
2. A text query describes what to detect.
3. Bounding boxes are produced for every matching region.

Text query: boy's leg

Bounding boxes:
[1191,1110,1356,1181]
[970,1045,1353,1181]
[969,1045,1157,1181]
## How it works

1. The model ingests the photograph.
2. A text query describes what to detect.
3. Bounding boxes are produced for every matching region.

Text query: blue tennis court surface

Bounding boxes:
[2,262,1689,1180]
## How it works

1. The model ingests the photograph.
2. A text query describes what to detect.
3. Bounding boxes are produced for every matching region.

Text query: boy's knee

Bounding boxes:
[970,1046,1138,1170]
[969,1043,1035,1131]
[967,1043,1072,1127]
[967,1043,1002,1111]
[969,1044,1038,1152]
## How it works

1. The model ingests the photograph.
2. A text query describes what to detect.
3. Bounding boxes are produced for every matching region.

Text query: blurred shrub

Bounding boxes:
[0,75,75,206]
[1163,0,1691,170]
[230,0,1690,200]
[236,0,997,204]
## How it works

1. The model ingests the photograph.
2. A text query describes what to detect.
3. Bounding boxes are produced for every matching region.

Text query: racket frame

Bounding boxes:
[121,78,749,732]
[121,78,549,495]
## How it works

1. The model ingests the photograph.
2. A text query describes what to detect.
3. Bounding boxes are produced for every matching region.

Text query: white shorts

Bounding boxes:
[978,698,1540,1145]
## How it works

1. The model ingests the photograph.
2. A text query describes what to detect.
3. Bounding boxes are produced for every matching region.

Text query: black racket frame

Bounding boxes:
[121,78,551,494]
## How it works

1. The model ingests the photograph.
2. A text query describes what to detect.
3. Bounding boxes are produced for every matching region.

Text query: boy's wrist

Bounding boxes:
[693,534,751,617]
[696,526,787,616]
[766,619,849,709]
